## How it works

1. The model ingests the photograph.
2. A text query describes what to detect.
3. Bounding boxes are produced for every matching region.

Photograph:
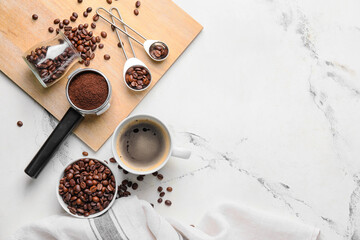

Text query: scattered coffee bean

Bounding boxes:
[86,7,92,13]
[117,42,124,48]
[83,11,88,17]
[82,151,88,156]
[165,200,172,206]
[17,121,23,127]
[157,198,162,203]
[109,157,116,163]
[96,36,101,43]
[190,224,195,227]
[149,43,168,60]
[152,171,158,176]
[160,192,165,197]
[48,27,54,33]
[72,12,78,18]
[78,0,83,3]
[117,165,122,169]
[166,187,173,192]
[32,14,38,20]
[63,19,70,25]
[157,174,163,180]
[132,183,138,190]
[101,31,107,38]
[125,65,151,90]
[93,14,99,22]
[91,23,96,29]
[56,28,60,34]
[123,169,128,174]
[70,16,77,22]
[111,25,115,31]
[135,1,141,8]
[107,0,112,4]
[58,159,116,217]
[134,9,139,16]
[104,54,110,60]
[127,181,132,187]
[84,23,89,28]
[59,22,64,29]
[157,186,163,192]
[137,175,144,181]
[54,18,60,24]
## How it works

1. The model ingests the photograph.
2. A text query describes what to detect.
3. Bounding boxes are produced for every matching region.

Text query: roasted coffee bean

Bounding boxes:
[17,121,23,127]
[70,16,76,22]
[83,11,88,17]
[166,187,173,192]
[149,43,168,59]
[32,14,38,20]
[107,0,112,4]
[157,186,163,192]
[72,12,78,18]
[160,192,165,197]
[157,174,163,180]
[86,7,92,13]
[63,19,70,25]
[104,54,110,60]
[96,36,101,43]
[48,27,54,33]
[117,42,124,48]
[134,9,139,16]
[135,1,141,8]
[137,175,144,181]
[59,22,64,29]
[98,43,104,49]
[125,65,151,90]
[123,169,128,174]
[78,0,83,2]
[132,183,138,190]
[82,151,88,156]
[91,23,96,29]
[165,200,172,206]
[127,181,132,188]
[59,159,115,216]
[54,18,60,24]
[111,25,115,31]
[84,23,89,29]
[101,31,107,38]
[109,157,116,163]
[152,171,158,176]
[93,14,99,21]
[157,198,162,203]
[84,60,90,66]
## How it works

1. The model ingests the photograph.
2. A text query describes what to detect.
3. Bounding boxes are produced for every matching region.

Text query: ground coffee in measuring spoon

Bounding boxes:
[68,72,108,110]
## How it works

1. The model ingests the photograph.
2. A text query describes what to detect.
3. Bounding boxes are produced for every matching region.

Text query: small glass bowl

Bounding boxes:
[23,31,80,88]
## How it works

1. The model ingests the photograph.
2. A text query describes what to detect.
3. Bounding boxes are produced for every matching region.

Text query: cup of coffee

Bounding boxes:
[111,115,191,175]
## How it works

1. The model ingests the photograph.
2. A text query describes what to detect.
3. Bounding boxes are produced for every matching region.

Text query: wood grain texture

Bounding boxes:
[0,0,202,151]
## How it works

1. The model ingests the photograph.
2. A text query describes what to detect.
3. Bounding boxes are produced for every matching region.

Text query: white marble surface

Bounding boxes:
[1,0,360,239]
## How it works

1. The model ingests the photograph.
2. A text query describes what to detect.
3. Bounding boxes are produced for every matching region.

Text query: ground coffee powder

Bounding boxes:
[68,72,108,110]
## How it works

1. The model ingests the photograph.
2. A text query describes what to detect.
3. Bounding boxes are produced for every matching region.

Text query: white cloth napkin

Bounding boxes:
[11,196,319,240]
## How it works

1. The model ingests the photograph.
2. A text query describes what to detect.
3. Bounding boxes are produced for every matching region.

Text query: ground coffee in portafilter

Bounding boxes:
[68,72,108,110]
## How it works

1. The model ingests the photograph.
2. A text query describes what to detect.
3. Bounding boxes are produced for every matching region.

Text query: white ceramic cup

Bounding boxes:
[111,115,191,175]
[56,158,118,218]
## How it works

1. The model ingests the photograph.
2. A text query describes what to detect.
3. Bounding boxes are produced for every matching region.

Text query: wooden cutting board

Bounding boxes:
[0,0,202,151]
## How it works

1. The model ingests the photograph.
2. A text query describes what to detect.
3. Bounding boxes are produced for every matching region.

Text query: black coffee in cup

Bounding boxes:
[116,119,170,171]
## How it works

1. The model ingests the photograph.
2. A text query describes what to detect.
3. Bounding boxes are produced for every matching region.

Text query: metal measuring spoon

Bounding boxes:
[96,7,169,62]
[110,7,152,91]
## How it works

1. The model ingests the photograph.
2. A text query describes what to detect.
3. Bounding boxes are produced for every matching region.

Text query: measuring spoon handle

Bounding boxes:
[25,108,83,178]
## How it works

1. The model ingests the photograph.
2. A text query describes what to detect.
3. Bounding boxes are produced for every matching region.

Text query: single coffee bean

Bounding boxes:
[107,0,112,4]
[109,157,116,163]
[166,187,173,192]
[111,25,115,31]
[152,171,158,176]
[123,169,128,174]
[70,16,76,22]
[83,11,88,17]
[59,22,64,29]
[63,19,70,25]
[93,14,99,21]
[165,200,172,206]
[157,174,163,180]
[84,60,90,66]
[56,28,60,34]
[157,186,163,192]
[122,179,128,186]
[101,31,107,38]
[82,151,88,156]
[78,0,83,2]
[72,12,78,18]
[96,36,101,43]
[32,14,38,20]
[134,9,139,16]
[157,198,162,203]
[86,7,92,13]
[48,27,54,33]
[117,42,124,48]
[135,1,141,8]
[91,23,96,29]
[54,18,60,24]
[132,183,138,190]
[160,192,165,197]
[84,23,89,29]
[137,175,144,181]
[98,43,104,49]
[104,54,110,60]
[17,121,23,127]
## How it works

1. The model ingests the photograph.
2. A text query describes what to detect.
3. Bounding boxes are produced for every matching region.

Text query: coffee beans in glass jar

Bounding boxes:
[58,159,116,217]
[23,32,80,88]
[149,42,169,60]
[125,66,151,90]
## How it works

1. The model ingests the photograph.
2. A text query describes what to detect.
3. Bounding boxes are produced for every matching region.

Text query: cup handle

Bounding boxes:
[171,147,191,159]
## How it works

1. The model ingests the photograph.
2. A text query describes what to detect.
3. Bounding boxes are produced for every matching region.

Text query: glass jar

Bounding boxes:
[23,31,80,88]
